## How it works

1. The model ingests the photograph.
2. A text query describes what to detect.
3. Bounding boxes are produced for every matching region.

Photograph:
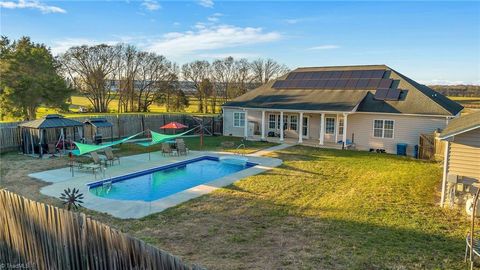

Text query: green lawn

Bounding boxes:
[0,141,470,269]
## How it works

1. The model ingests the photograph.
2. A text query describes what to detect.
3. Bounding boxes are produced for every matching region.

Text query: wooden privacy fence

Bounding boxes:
[418,131,446,161]
[0,190,204,270]
[0,114,223,152]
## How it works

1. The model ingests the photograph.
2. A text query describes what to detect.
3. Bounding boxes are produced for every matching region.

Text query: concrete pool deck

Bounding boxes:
[33,149,284,219]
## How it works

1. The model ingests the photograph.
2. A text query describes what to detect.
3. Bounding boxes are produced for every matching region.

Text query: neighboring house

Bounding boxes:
[222,65,463,156]
[439,111,480,207]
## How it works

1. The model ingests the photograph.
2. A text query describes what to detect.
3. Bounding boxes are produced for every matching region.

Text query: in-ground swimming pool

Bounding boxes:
[88,156,256,202]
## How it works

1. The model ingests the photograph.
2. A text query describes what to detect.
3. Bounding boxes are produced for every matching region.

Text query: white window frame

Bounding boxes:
[268,114,276,129]
[338,118,344,135]
[325,117,335,135]
[233,112,245,127]
[372,119,395,139]
[289,115,298,131]
[302,116,309,138]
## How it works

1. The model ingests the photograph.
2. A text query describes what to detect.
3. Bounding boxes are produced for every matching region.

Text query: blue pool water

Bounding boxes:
[88,156,255,202]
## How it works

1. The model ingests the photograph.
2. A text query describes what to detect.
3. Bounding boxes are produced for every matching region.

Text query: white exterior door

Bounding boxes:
[302,116,309,138]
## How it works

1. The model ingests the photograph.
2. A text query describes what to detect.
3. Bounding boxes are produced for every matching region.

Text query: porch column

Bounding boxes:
[440,141,450,207]
[261,110,266,140]
[243,109,248,138]
[279,111,284,142]
[342,113,348,147]
[298,112,303,143]
[335,114,339,143]
[319,113,325,145]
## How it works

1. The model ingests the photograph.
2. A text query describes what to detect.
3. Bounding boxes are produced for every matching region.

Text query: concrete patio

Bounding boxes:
[32,150,283,219]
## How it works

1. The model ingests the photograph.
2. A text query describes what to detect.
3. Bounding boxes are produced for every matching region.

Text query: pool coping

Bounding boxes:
[37,151,282,219]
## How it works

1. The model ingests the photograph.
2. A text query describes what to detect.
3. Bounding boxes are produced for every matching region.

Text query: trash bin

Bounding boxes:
[414,145,419,159]
[396,143,407,156]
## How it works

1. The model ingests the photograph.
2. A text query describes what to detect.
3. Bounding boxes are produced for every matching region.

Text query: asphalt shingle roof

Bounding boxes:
[19,114,83,129]
[84,118,113,128]
[223,65,463,116]
[439,111,480,139]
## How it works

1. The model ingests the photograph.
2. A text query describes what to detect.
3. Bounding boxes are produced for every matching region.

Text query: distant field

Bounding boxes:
[448,96,480,114]
[2,95,223,122]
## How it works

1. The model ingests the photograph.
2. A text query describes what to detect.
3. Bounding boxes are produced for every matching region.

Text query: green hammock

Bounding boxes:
[71,132,143,156]
[137,128,195,147]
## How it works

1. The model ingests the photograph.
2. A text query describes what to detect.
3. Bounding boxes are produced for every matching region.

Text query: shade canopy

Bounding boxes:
[160,122,188,129]
[72,132,143,156]
[19,114,83,129]
[137,129,194,147]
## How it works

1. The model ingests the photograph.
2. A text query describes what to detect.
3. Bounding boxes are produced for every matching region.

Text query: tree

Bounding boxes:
[60,44,122,112]
[199,78,215,113]
[212,56,235,103]
[0,36,73,120]
[250,58,289,86]
[181,60,210,113]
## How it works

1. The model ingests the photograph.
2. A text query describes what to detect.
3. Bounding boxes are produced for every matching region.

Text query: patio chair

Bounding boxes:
[176,139,189,156]
[161,143,174,156]
[47,144,57,158]
[104,147,120,166]
[90,151,107,166]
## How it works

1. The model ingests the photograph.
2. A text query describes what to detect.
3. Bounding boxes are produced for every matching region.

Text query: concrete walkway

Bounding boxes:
[248,143,293,157]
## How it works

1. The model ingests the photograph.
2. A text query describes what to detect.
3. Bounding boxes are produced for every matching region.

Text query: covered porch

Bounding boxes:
[240,109,353,149]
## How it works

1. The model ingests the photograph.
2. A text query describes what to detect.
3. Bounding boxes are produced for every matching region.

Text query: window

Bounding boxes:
[325,117,335,134]
[233,112,245,127]
[290,115,298,130]
[338,118,344,135]
[373,119,394,138]
[269,114,276,129]
[302,117,309,137]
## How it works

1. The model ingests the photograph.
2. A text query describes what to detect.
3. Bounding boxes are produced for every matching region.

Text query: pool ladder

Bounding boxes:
[235,143,246,156]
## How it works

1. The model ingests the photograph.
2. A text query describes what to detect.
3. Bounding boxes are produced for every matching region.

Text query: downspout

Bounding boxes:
[440,140,450,207]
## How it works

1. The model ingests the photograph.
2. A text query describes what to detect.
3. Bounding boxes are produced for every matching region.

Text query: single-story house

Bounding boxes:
[438,111,480,207]
[222,65,463,156]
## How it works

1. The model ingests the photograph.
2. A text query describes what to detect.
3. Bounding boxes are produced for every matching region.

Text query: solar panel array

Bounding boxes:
[272,69,392,90]
[272,78,393,90]
[374,88,402,101]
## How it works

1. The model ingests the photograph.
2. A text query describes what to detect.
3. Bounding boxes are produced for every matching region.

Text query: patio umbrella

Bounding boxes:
[160,121,188,134]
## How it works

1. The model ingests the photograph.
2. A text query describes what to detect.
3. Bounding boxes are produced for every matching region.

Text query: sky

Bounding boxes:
[0,0,479,85]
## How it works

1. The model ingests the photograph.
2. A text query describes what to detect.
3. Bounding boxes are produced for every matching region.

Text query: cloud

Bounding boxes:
[284,19,300,24]
[145,24,281,57]
[141,0,160,11]
[50,38,118,55]
[423,79,480,86]
[308,45,340,50]
[198,0,213,8]
[207,12,222,22]
[0,0,66,13]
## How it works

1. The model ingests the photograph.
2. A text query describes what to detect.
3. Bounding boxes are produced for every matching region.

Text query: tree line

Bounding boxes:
[0,36,289,120]
[430,85,480,97]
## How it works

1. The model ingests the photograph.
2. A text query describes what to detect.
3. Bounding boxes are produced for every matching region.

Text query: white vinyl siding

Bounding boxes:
[373,119,394,139]
[233,112,245,127]
[447,128,480,180]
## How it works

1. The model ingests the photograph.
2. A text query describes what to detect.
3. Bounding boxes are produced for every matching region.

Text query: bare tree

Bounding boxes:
[60,44,122,112]
[212,56,236,103]
[231,58,253,98]
[181,60,210,113]
[250,58,289,86]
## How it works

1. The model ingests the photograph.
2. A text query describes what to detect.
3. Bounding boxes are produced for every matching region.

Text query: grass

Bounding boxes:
[449,96,480,114]
[0,141,472,269]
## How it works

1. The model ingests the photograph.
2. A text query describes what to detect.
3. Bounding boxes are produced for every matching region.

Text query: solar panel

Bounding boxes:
[272,81,284,88]
[330,71,343,79]
[325,79,337,88]
[385,89,401,100]
[303,72,314,80]
[306,80,317,88]
[341,70,352,79]
[371,70,385,79]
[345,79,358,89]
[334,79,348,89]
[315,80,328,88]
[367,78,381,89]
[361,70,373,78]
[374,88,389,100]
[355,79,369,89]
[311,72,322,79]
[350,70,363,78]
[378,79,393,89]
